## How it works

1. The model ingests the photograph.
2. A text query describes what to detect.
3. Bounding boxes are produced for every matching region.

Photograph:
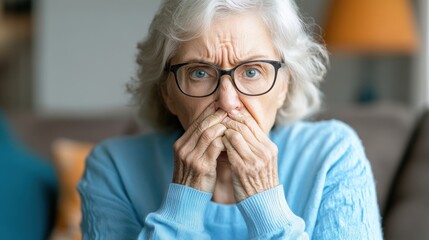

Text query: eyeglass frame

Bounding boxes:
[168,60,286,98]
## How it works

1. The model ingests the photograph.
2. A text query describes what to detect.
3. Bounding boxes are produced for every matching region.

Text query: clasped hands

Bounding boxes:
[172,103,279,202]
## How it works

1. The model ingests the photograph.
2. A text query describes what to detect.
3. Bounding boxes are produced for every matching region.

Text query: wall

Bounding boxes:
[34,0,161,115]
[420,0,429,109]
[411,0,429,111]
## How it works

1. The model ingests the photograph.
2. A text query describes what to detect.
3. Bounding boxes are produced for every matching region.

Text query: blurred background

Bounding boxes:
[0,0,427,115]
[0,0,428,240]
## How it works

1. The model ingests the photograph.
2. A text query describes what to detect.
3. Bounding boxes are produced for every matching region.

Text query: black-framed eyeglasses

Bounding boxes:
[168,60,285,98]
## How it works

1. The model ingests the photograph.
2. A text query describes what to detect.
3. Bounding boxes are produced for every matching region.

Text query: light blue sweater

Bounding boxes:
[78,120,383,239]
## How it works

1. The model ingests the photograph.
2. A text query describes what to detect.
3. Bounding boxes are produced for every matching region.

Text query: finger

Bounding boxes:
[192,123,227,158]
[222,129,254,164]
[204,137,225,167]
[176,106,226,150]
[227,109,280,159]
[184,110,226,149]
[192,109,227,140]
[222,134,245,168]
[227,108,267,142]
[222,117,264,153]
[180,103,217,141]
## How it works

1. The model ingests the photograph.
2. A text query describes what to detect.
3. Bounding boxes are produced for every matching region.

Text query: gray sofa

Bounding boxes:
[381,110,429,239]
[5,103,429,239]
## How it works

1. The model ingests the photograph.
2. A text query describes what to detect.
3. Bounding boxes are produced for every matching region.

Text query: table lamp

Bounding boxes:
[323,0,419,102]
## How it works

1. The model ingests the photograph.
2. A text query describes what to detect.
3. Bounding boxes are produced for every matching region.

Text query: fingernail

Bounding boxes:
[222,117,231,123]
[230,109,239,116]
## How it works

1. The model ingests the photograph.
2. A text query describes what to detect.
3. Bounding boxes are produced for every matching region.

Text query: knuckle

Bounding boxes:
[195,124,205,136]
[229,131,242,144]
[201,129,215,143]
[190,160,204,173]
[198,118,211,132]
[236,122,247,133]
[229,120,244,132]
[211,138,223,149]
[252,162,265,175]
[217,123,227,133]
[246,165,259,176]
[184,153,195,165]
[188,120,200,133]
[254,161,265,171]
[173,141,181,153]
[269,144,278,159]
[262,150,273,162]
[174,145,187,160]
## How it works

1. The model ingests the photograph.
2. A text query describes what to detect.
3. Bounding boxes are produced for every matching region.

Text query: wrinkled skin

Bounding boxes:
[162,13,289,203]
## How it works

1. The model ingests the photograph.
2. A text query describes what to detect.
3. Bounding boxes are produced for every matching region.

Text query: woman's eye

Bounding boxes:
[190,69,208,79]
[243,68,261,79]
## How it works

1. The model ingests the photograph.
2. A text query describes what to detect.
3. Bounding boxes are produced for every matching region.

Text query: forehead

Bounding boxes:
[171,13,279,64]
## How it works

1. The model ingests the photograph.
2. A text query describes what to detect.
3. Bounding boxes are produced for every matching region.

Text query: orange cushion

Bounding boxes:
[49,138,93,240]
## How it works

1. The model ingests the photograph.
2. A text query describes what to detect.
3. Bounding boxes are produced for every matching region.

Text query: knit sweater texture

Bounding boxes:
[78,120,383,239]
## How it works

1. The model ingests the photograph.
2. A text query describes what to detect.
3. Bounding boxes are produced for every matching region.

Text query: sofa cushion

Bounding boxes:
[50,138,94,240]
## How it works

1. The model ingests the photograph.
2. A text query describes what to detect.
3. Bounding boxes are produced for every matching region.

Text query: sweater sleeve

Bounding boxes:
[139,184,212,239]
[241,121,383,239]
[78,144,212,240]
[237,186,309,240]
[312,133,384,239]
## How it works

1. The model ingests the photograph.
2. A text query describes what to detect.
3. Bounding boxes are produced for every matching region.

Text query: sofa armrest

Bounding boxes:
[6,112,138,159]
[383,111,429,239]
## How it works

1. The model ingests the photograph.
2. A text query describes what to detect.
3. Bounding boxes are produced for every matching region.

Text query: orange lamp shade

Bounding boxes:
[323,0,419,54]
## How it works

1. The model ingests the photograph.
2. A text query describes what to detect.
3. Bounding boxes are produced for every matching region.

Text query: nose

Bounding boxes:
[214,75,242,113]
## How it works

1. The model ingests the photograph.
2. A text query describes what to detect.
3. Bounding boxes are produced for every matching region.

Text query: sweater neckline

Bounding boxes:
[205,200,244,226]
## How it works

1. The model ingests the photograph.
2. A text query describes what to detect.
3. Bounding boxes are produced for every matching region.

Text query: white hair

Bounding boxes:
[128,0,329,131]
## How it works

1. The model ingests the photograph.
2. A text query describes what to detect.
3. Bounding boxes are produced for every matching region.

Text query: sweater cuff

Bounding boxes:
[237,185,304,238]
[157,183,212,230]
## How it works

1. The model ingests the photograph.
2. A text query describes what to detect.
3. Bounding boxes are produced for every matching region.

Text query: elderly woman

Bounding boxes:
[78,0,383,239]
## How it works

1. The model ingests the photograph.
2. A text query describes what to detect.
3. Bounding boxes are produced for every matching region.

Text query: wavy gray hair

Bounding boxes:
[128,0,329,131]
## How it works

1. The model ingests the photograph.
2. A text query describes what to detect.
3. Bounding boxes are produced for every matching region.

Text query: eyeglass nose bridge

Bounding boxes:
[214,68,239,93]
[218,68,235,81]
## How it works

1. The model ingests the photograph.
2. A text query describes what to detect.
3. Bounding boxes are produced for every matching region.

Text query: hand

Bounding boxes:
[221,109,279,202]
[172,104,227,193]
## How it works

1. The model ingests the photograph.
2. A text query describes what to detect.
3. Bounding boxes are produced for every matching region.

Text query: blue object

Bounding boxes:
[79,120,383,239]
[0,111,57,240]
[357,57,379,103]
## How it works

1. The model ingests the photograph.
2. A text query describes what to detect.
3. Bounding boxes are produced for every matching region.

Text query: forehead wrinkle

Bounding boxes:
[213,36,251,67]
[173,13,277,66]
[224,41,241,66]
[173,39,213,63]
[200,38,214,65]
